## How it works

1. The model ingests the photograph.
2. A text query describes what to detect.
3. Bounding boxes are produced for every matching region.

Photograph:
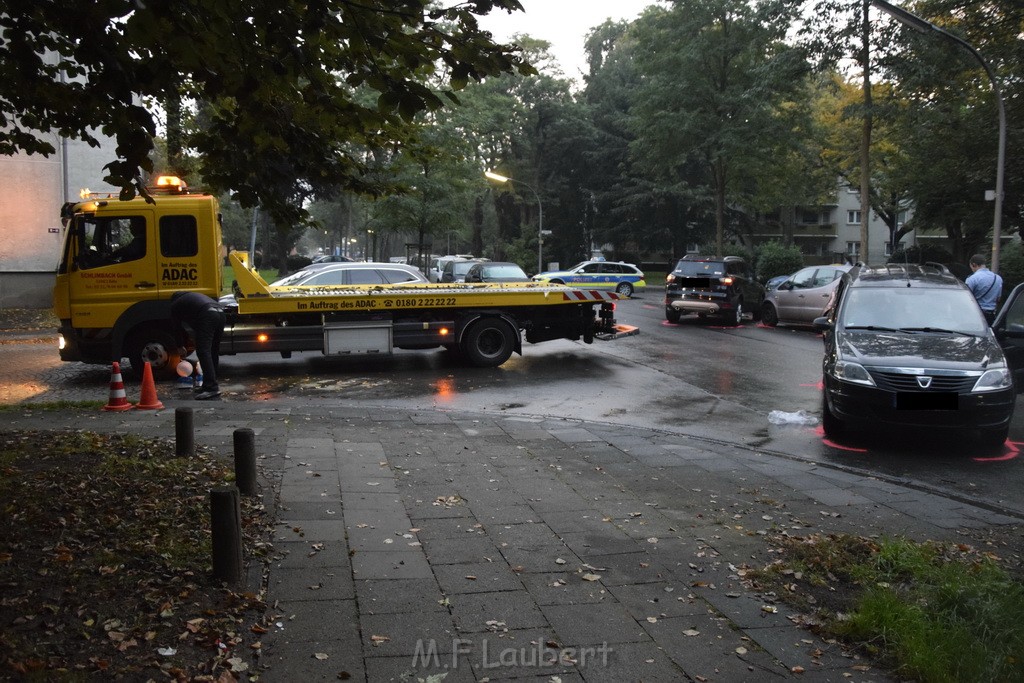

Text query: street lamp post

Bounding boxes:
[485,171,544,274]
[870,0,1006,271]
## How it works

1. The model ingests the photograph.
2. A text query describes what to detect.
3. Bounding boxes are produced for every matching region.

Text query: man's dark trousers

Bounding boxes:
[192,307,225,392]
[170,292,226,393]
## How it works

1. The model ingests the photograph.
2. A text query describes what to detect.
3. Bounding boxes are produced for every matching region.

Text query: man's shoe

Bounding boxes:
[194,389,221,400]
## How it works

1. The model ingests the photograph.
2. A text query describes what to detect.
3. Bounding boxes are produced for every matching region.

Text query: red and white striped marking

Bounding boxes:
[103,361,134,411]
[561,290,621,302]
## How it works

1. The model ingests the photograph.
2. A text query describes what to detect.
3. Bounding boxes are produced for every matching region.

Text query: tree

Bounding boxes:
[628,0,810,257]
[465,36,577,267]
[0,0,533,226]
[872,0,1023,262]
[815,73,915,252]
[579,18,712,262]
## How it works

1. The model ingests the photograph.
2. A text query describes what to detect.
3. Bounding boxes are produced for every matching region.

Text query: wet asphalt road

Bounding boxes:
[3,293,1023,516]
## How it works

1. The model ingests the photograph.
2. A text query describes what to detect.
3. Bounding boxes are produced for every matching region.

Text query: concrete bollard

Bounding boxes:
[210,486,243,584]
[175,407,194,457]
[233,428,257,496]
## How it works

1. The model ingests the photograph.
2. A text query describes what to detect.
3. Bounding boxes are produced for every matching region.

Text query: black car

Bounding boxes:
[664,256,765,326]
[815,263,1017,448]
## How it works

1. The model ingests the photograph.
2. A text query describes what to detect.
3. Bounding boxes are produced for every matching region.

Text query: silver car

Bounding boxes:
[219,262,427,310]
[761,264,852,327]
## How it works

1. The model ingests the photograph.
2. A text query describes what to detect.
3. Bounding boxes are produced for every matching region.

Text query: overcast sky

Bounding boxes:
[476,0,661,84]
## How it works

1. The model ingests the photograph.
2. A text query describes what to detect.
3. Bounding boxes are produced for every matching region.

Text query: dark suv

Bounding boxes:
[815,263,1016,448]
[665,256,765,326]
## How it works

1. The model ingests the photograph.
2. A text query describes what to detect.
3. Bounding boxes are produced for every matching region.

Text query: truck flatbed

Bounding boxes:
[229,252,625,314]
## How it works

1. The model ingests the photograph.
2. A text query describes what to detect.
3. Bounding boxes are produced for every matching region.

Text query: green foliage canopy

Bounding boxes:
[0,0,533,226]
[628,0,810,257]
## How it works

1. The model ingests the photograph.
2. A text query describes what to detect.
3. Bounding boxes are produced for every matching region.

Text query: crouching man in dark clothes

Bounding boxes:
[170,291,226,400]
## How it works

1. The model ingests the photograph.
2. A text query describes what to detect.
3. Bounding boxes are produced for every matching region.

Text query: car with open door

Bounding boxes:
[814,263,1017,449]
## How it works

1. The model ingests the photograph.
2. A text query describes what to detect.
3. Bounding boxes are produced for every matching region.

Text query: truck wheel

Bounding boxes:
[461,318,517,367]
[126,328,181,378]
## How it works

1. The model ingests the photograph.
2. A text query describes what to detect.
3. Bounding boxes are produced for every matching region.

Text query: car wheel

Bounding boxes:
[615,281,634,297]
[126,326,181,379]
[726,300,743,326]
[761,302,778,327]
[666,307,681,324]
[821,392,845,439]
[550,279,564,285]
[461,318,517,367]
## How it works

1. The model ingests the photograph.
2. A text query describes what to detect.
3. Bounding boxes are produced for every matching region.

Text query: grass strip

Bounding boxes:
[755,533,1024,682]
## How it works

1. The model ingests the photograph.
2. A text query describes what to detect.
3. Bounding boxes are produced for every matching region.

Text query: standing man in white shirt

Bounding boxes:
[966,254,1002,325]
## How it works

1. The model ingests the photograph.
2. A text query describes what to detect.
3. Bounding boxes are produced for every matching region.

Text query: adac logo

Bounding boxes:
[161,263,199,282]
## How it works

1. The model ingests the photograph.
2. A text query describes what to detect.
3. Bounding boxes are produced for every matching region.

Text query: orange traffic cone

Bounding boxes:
[135,361,165,410]
[102,361,134,411]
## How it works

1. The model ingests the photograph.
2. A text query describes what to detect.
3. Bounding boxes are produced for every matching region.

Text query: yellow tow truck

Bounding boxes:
[54,177,638,374]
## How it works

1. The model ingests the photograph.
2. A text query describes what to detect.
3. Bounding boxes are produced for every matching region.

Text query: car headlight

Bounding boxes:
[973,368,1012,393]
[832,360,876,387]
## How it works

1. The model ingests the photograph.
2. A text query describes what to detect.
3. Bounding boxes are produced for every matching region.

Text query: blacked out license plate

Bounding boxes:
[895,392,958,410]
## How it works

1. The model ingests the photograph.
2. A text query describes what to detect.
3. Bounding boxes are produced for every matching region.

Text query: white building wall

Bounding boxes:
[0,134,121,307]
[831,183,911,265]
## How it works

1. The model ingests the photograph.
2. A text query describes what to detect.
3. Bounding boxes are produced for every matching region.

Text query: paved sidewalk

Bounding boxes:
[3,399,1020,682]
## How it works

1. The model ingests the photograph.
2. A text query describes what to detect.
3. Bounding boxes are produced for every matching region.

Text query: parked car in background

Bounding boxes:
[440,258,486,283]
[311,254,356,264]
[761,264,852,327]
[429,254,476,282]
[463,261,530,283]
[815,263,1017,449]
[664,256,765,326]
[765,273,791,292]
[532,261,645,296]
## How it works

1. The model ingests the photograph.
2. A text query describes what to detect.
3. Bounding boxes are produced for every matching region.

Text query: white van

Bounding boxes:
[429,254,476,282]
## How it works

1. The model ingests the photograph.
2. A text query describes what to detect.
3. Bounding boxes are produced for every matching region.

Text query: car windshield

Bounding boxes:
[485,265,527,278]
[674,261,725,276]
[841,288,989,336]
[272,270,318,286]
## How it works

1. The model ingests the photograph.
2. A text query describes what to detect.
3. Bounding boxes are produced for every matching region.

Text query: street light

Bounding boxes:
[870,0,1006,271]
[485,171,545,274]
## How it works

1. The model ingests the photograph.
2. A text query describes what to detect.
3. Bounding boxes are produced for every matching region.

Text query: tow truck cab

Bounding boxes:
[53,176,223,371]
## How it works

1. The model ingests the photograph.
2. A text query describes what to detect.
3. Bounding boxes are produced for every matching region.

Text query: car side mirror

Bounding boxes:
[812,316,832,332]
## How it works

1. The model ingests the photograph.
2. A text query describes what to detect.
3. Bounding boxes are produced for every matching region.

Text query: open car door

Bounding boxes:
[993,282,1024,391]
